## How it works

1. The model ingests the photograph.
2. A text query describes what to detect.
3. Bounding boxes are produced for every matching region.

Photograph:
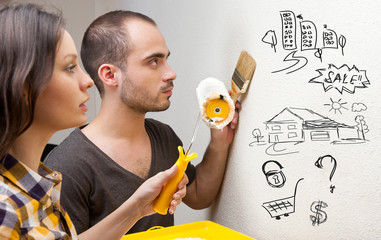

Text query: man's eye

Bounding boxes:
[149,59,158,66]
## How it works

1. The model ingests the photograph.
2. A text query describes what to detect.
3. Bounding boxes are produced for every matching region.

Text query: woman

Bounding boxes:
[0,3,187,240]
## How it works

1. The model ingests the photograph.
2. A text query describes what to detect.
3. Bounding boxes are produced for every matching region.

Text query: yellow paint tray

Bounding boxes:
[121,220,255,240]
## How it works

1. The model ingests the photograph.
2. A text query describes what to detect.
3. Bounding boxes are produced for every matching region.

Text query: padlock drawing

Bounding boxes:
[262,160,286,188]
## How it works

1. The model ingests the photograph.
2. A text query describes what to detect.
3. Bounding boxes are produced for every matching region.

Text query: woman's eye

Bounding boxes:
[65,64,77,73]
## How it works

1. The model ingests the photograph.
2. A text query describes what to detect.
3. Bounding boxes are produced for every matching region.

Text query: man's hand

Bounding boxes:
[134,164,189,217]
[210,100,241,148]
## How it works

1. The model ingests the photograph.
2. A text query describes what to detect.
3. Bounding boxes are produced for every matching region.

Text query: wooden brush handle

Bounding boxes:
[230,83,242,103]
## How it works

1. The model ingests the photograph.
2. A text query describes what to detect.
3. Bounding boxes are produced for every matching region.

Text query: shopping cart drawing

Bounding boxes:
[262,178,304,220]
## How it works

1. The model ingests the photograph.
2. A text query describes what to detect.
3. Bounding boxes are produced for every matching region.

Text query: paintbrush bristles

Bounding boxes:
[231,51,256,103]
[236,51,256,80]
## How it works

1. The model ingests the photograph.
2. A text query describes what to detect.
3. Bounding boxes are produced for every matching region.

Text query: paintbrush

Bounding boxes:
[230,51,256,103]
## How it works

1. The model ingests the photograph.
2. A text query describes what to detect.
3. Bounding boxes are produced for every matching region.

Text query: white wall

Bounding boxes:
[119,0,381,239]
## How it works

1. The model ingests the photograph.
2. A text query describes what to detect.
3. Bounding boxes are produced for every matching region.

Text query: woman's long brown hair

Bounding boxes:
[0,3,64,160]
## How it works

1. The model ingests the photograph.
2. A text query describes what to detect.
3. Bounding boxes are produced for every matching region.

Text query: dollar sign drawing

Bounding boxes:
[310,200,328,226]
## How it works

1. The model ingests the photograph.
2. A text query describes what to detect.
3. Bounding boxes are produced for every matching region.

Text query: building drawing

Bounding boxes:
[264,107,357,143]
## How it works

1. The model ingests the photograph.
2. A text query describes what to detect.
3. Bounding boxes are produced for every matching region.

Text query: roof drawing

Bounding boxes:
[265,107,354,129]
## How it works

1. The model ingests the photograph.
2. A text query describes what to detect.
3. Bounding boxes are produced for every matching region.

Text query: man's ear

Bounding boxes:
[98,64,120,87]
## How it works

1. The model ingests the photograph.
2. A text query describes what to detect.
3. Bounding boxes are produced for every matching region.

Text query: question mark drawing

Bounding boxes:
[315,155,337,193]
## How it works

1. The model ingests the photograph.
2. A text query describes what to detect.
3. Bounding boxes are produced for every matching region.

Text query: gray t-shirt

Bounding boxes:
[44,118,196,235]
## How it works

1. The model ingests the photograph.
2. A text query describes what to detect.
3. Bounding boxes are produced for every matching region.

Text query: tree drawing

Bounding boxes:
[262,30,278,53]
[355,115,368,140]
[339,35,347,56]
[252,128,264,143]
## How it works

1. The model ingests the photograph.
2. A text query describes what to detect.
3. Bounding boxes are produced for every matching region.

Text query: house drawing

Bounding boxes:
[264,107,357,143]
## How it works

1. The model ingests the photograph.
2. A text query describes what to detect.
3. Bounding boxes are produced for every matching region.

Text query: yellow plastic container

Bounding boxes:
[121,221,255,240]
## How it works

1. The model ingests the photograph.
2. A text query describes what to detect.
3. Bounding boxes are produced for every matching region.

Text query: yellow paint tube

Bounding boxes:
[153,146,197,215]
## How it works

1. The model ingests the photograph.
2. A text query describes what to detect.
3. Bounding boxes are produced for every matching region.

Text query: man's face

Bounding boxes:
[120,19,176,113]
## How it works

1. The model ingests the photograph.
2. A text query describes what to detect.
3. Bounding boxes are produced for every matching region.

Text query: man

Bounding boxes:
[45,10,239,235]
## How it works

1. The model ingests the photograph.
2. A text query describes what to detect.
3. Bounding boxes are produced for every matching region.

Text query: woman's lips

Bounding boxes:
[80,97,89,111]
[80,103,88,112]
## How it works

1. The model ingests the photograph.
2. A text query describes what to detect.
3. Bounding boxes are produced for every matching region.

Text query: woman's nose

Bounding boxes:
[79,68,94,90]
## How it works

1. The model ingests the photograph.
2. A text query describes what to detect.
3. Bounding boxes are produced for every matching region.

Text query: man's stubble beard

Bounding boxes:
[120,75,172,113]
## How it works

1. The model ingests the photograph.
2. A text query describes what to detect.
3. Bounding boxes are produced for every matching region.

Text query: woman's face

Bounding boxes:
[33,30,94,132]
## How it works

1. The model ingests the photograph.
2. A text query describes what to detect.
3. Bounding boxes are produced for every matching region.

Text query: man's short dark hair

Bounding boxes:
[81,10,156,97]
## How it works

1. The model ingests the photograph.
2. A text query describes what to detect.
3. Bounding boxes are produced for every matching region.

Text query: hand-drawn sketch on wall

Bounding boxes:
[254,7,373,233]
[310,200,328,226]
[262,30,277,52]
[280,11,297,50]
[331,115,369,144]
[265,107,362,145]
[324,100,368,115]
[315,155,337,193]
[280,11,296,50]
[262,160,286,188]
[309,64,370,95]
[262,178,304,220]
[250,107,369,155]
[249,128,266,146]
[271,50,308,74]
[351,102,367,112]
[338,34,347,56]
[300,20,317,51]
[329,184,335,193]
[262,10,348,74]
[322,25,347,55]
[354,115,369,140]
[322,26,338,49]
[265,142,300,156]
[324,98,348,114]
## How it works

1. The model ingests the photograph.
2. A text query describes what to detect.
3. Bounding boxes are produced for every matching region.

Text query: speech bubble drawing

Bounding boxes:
[309,64,370,94]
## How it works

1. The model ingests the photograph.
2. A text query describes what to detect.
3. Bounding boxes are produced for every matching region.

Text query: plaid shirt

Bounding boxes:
[0,154,78,239]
